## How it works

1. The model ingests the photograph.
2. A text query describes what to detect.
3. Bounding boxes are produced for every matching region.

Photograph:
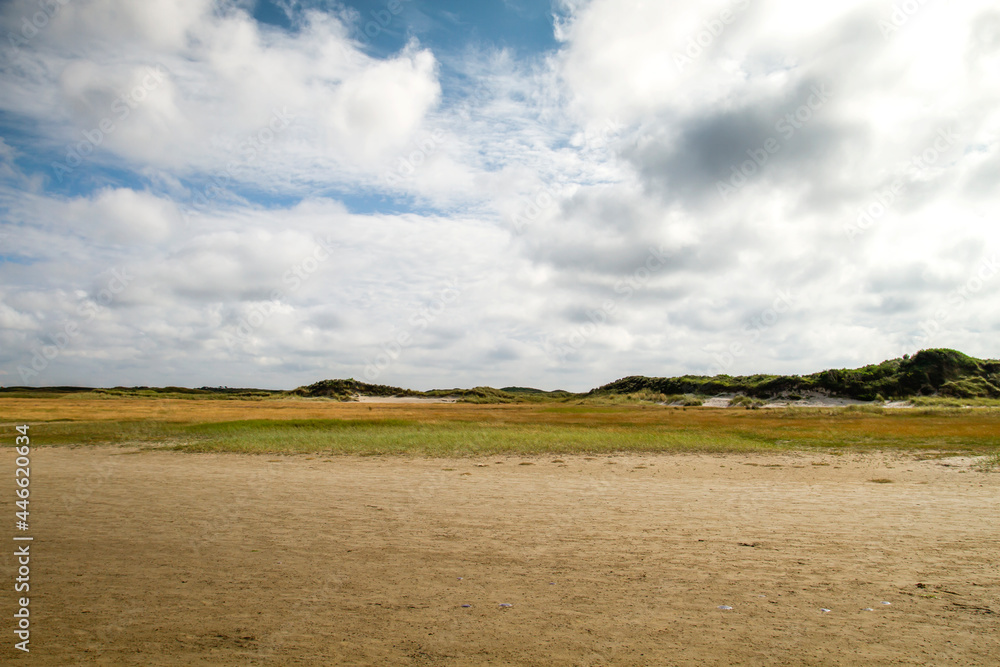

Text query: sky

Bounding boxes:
[0,0,998,391]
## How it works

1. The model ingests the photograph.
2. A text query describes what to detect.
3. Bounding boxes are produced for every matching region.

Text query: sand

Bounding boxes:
[2,447,998,665]
[698,392,885,409]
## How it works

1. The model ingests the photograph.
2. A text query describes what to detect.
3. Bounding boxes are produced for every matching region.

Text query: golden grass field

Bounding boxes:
[2,395,999,455]
[1,396,998,665]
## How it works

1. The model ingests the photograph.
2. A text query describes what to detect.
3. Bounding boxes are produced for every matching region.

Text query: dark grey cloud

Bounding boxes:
[622,78,858,210]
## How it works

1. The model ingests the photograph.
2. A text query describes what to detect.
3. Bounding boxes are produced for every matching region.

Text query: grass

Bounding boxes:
[8,420,180,446]
[728,395,766,409]
[174,419,771,455]
[593,348,1000,401]
[575,390,702,406]
[975,451,1000,472]
[2,396,999,456]
[909,396,1000,408]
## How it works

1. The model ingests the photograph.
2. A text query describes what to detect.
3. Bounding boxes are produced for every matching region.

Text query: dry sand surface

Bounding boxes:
[2,447,998,665]
[697,393,878,409]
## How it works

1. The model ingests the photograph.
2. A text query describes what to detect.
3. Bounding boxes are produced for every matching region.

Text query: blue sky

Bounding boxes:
[2,0,563,213]
[1,0,998,390]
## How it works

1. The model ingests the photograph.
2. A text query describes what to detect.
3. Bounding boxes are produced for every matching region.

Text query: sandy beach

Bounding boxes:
[3,446,997,665]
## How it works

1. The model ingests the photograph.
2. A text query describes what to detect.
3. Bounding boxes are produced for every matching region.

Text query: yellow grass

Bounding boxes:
[1,396,998,455]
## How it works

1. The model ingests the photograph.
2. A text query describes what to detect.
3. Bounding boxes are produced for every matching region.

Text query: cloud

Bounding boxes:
[326,45,441,163]
[1,0,999,389]
[1,0,443,189]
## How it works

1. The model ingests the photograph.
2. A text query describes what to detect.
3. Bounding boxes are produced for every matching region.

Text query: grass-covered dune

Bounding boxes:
[292,382,578,403]
[593,349,1000,402]
[289,348,998,404]
[292,378,420,400]
[2,348,997,405]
